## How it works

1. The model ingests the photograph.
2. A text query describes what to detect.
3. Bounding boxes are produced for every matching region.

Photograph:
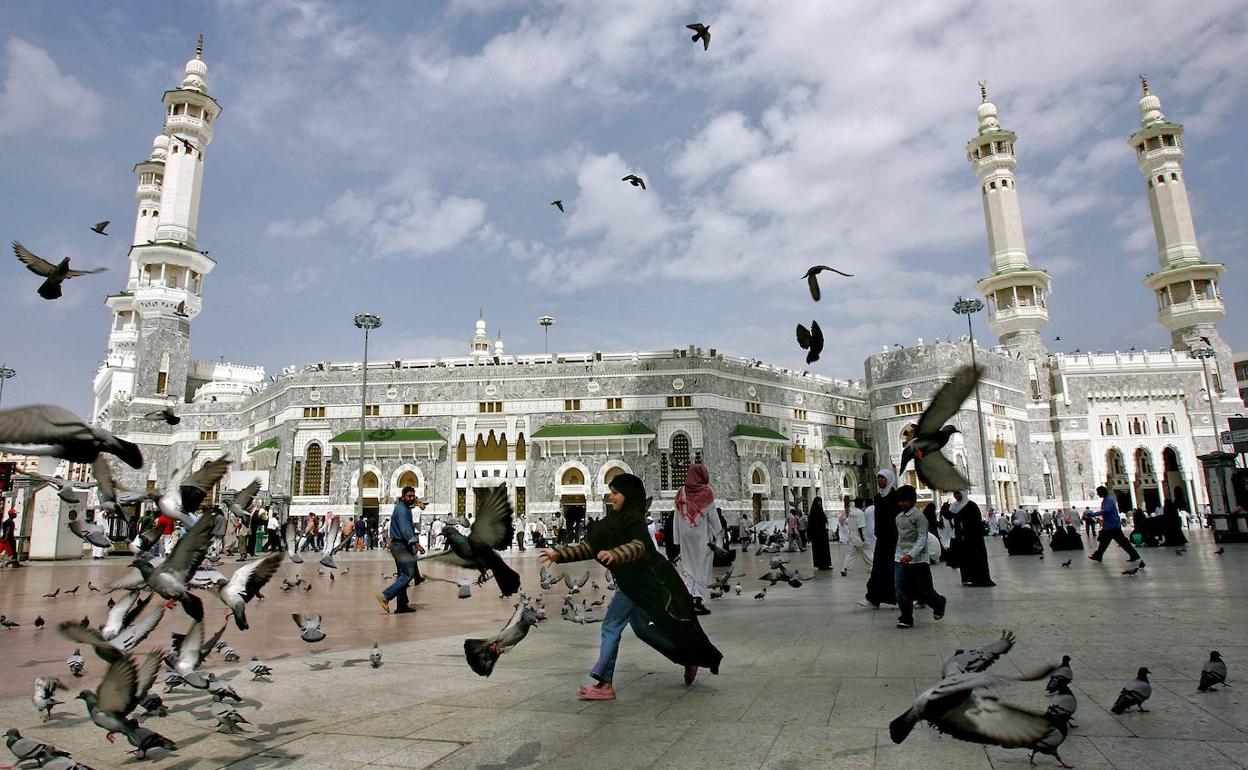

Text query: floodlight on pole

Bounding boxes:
[353,313,381,523]
[538,316,555,355]
[952,297,993,514]
[1188,346,1221,444]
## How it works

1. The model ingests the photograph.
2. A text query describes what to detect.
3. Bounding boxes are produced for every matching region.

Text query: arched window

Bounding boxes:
[456,435,467,462]
[670,433,691,488]
[397,470,419,490]
[751,468,764,485]
[603,466,625,488]
[516,433,526,461]
[303,443,323,495]
[361,470,379,492]
[561,467,584,486]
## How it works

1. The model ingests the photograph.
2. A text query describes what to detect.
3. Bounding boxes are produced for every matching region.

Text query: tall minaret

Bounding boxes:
[470,311,491,362]
[93,36,219,420]
[1130,77,1228,354]
[967,83,1051,361]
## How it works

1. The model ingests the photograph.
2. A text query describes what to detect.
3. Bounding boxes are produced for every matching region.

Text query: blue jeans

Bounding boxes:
[382,543,421,609]
[591,590,681,684]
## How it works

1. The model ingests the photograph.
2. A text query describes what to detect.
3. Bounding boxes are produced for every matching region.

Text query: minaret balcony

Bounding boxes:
[165,114,214,144]
[1155,298,1225,331]
[133,286,202,317]
[108,328,139,348]
[987,303,1049,336]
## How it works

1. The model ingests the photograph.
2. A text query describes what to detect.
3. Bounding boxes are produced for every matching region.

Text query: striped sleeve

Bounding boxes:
[550,542,593,563]
[606,538,647,564]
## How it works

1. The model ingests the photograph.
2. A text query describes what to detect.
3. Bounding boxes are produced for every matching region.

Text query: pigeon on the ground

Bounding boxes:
[131,511,216,620]
[795,321,824,364]
[734,583,742,596]
[889,667,1056,747]
[1060,559,1071,568]
[123,724,177,759]
[621,174,646,189]
[539,566,561,590]
[1046,656,1073,691]
[142,407,179,425]
[754,587,767,600]
[43,588,60,599]
[1111,667,1152,713]
[0,615,19,630]
[34,615,45,631]
[65,585,80,595]
[91,221,110,235]
[1025,717,1072,769]
[1215,547,1224,556]
[1198,651,1228,692]
[1046,681,1078,727]
[563,571,589,594]
[464,596,540,677]
[418,483,521,596]
[0,404,142,469]
[898,365,982,491]
[33,676,66,722]
[212,551,282,630]
[370,642,382,668]
[802,265,853,301]
[67,649,85,678]
[12,241,107,300]
[4,728,69,767]
[551,200,564,212]
[249,657,273,680]
[218,644,240,663]
[206,674,240,703]
[1122,565,1143,576]
[686,22,710,50]
[77,651,167,750]
[140,692,167,716]
[293,614,326,643]
[214,706,250,733]
[942,631,1016,677]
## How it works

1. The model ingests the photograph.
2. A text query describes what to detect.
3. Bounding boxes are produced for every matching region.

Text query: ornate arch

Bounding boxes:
[554,459,591,497]
[348,463,384,501]
[595,459,635,496]
[390,463,426,499]
[747,461,771,494]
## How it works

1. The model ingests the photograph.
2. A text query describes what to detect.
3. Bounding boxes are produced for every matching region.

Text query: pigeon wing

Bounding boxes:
[162,512,217,581]
[101,591,139,639]
[807,272,821,301]
[133,651,162,702]
[12,242,58,277]
[63,265,107,278]
[915,451,969,493]
[96,654,141,717]
[113,606,165,652]
[468,483,515,550]
[937,692,1053,749]
[796,324,811,350]
[807,321,824,363]
[232,478,262,511]
[172,621,204,674]
[180,457,231,514]
[0,404,93,445]
[917,364,982,436]
[224,552,282,604]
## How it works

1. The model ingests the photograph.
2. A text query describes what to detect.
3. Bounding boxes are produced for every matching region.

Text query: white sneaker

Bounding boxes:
[856,599,878,609]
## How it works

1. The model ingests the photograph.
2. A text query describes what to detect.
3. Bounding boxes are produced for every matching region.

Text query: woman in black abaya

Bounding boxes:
[861,469,899,608]
[807,496,833,570]
[949,490,995,587]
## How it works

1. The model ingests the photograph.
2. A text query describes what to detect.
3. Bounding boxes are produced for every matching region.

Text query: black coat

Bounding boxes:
[865,489,899,605]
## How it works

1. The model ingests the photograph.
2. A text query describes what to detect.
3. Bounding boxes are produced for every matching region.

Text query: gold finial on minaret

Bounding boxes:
[1139,73,1149,96]
[978,80,988,103]
[195,32,204,59]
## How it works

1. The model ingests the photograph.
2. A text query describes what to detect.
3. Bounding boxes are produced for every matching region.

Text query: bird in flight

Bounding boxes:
[898,365,983,491]
[12,242,107,300]
[796,321,824,365]
[802,265,853,301]
[622,174,646,190]
[551,200,564,213]
[90,221,110,236]
[687,23,711,50]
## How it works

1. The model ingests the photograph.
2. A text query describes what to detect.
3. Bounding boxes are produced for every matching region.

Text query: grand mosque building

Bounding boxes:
[88,43,1240,530]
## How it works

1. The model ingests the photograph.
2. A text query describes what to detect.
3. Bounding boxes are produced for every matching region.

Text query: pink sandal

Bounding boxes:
[577,684,616,700]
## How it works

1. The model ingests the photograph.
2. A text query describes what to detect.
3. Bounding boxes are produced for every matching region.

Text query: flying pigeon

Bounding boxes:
[142,407,180,425]
[370,642,383,668]
[43,588,60,599]
[206,674,240,703]
[551,200,564,212]
[942,631,1016,677]
[284,520,304,564]
[174,135,197,153]
[293,613,326,643]
[319,515,344,568]
[77,651,168,751]
[1198,651,1227,692]
[4,729,69,767]
[0,404,143,469]
[65,585,80,595]
[898,365,983,491]
[67,649,85,678]
[58,606,165,663]
[214,706,250,733]
[463,596,540,677]
[249,657,273,680]
[66,516,111,549]
[802,265,853,301]
[156,456,232,528]
[563,570,590,594]
[1110,667,1152,713]
[418,483,521,595]
[90,221,110,235]
[212,551,282,630]
[33,676,66,722]
[11,241,107,300]
[131,511,217,620]
[539,566,561,590]
[795,321,824,364]
[621,174,646,189]
[20,472,96,503]
[686,22,710,50]
[1046,656,1073,692]
[889,667,1057,747]
[1060,559,1071,568]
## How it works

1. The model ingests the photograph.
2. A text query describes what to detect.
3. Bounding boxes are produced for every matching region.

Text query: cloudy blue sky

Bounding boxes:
[1,0,1246,414]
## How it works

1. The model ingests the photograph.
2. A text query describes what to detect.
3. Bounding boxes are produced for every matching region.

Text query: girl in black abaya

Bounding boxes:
[949,490,995,587]
[861,469,899,608]
[807,497,833,570]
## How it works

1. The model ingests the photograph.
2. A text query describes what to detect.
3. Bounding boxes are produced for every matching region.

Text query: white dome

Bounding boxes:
[1139,93,1164,126]
[150,134,169,160]
[977,101,1001,133]
[182,58,208,92]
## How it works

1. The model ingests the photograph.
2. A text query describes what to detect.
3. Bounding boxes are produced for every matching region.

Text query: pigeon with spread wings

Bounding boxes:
[0,404,143,469]
[899,365,982,491]
[418,483,521,596]
[12,241,107,300]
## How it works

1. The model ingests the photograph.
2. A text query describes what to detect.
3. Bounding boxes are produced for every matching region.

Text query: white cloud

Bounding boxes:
[671,111,767,186]
[0,38,103,138]
[264,217,326,239]
[326,169,487,258]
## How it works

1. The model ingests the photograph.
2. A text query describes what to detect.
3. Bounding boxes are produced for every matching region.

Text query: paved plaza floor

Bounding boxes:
[1,530,1245,769]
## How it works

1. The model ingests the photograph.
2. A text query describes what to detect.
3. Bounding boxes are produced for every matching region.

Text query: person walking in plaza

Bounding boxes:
[541,472,722,700]
[1,509,19,567]
[860,470,899,608]
[1161,490,1188,547]
[894,485,946,628]
[839,498,872,577]
[1082,506,1097,538]
[375,486,426,614]
[807,496,833,571]
[786,506,804,552]
[1089,486,1143,565]
[945,490,994,587]
[672,462,721,616]
[263,509,283,552]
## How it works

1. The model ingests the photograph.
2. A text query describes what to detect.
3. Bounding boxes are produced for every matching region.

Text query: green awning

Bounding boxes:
[247,437,279,453]
[730,425,788,441]
[531,422,654,438]
[825,436,865,449]
[329,428,446,444]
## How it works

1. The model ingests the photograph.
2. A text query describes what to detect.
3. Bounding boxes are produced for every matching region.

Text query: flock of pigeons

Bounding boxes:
[890,631,1231,768]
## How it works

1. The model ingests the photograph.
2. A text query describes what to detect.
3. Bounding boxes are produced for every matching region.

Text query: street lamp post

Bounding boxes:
[953,298,994,514]
[0,364,15,409]
[1189,346,1221,448]
[353,314,381,524]
[538,316,555,355]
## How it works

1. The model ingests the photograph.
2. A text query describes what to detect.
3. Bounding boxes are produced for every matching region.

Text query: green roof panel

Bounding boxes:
[825,436,865,449]
[329,428,446,444]
[530,422,654,438]
[730,425,789,441]
[247,437,279,453]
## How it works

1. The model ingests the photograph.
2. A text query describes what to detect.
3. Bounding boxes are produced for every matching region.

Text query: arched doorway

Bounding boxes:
[1162,447,1191,511]
[1105,448,1130,512]
[1134,448,1160,512]
[558,465,587,543]
[360,470,380,531]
